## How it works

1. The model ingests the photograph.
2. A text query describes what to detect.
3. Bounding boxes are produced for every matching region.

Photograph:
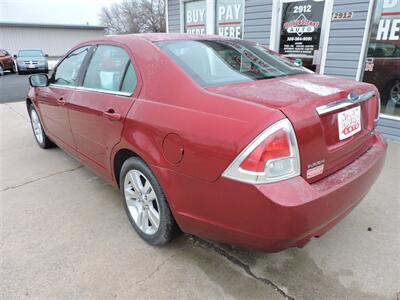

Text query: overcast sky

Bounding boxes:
[0,0,122,25]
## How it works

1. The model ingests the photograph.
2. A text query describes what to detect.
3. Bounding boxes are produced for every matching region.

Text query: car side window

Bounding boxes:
[374,43,397,58]
[83,45,132,93]
[53,46,90,86]
[121,63,137,94]
[367,44,375,57]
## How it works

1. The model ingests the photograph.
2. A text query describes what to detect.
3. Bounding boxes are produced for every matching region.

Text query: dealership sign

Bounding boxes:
[216,0,243,38]
[279,0,325,57]
[284,14,320,36]
[184,0,207,34]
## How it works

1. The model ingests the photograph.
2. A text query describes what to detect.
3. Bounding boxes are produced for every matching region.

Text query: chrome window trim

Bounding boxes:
[76,86,133,97]
[49,83,77,90]
[48,84,133,97]
[316,91,376,115]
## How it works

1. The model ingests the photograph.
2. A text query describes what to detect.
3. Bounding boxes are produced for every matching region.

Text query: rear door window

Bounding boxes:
[83,45,136,93]
[120,63,137,94]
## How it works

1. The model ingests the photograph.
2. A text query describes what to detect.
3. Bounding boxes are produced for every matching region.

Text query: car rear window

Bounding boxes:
[18,50,44,57]
[158,39,307,86]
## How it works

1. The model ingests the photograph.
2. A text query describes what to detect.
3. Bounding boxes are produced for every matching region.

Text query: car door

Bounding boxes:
[68,44,139,177]
[36,46,91,149]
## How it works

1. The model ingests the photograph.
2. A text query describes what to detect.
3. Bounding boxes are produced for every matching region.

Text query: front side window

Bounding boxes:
[53,46,90,86]
[159,40,307,86]
[83,45,132,93]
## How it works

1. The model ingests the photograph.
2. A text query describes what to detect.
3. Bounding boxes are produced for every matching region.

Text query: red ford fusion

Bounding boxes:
[27,34,387,252]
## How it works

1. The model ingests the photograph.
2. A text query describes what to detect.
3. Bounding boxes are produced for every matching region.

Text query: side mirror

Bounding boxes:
[294,58,303,67]
[29,74,49,87]
[45,54,49,58]
[13,54,17,58]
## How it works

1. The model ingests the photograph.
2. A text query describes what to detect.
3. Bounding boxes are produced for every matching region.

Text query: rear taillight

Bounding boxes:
[222,118,300,184]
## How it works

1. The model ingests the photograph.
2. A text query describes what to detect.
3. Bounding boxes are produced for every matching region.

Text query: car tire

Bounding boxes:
[120,157,180,246]
[10,64,16,74]
[28,105,54,149]
[386,80,400,106]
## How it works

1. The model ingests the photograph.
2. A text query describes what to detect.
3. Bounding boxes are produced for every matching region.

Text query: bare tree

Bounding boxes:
[100,0,165,34]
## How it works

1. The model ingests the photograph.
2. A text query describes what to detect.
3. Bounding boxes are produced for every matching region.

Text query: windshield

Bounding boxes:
[18,50,44,57]
[158,40,308,86]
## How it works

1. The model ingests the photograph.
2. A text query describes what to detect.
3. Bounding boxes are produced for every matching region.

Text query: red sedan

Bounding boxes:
[27,34,387,252]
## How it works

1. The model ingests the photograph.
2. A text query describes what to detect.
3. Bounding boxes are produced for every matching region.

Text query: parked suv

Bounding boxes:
[15,49,48,74]
[364,40,400,106]
[0,49,16,75]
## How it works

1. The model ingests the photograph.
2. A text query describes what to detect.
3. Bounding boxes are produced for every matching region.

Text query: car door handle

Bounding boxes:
[103,109,121,121]
[57,97,66,105]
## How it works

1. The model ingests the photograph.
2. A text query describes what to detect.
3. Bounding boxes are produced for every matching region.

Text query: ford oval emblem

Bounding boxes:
[348,92,360,102]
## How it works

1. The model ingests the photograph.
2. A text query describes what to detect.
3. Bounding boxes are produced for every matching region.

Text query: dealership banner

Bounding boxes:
[279,0,325,57]
[216,0,244,38]
[184,0,207,34]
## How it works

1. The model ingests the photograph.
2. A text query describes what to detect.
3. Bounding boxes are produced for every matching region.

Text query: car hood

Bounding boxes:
[206,73,372,109]
[17,56,46,61]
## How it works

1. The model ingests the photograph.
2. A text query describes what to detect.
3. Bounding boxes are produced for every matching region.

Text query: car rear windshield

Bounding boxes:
[18,50,44,57]
[158,39,307,86]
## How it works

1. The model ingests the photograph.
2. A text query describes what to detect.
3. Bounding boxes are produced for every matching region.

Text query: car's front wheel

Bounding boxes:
[29,105,53,148]
[388,80,400,106]
[120,157,180,245]
[10,63,16,74]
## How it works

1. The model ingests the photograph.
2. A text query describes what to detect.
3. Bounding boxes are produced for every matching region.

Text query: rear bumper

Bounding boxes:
[155,133,387,252]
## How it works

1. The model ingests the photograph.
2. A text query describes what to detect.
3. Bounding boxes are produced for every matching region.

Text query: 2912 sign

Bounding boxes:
[279,0,325,57]
[293,5,312,13]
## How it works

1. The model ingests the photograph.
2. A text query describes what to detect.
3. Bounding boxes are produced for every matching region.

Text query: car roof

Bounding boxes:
[134,33,231,42]
[19,48,43,51]
[85,33,233,45]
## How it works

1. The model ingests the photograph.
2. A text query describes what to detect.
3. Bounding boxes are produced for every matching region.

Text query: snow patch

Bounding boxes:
[283,78,341,96]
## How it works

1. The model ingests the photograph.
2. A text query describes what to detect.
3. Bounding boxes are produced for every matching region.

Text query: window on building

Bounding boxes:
[362,0,400,118]
[184,0,207,34]
[215,0,244,38]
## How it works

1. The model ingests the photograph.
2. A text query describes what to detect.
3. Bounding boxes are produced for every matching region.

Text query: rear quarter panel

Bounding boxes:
[113,38,284,183]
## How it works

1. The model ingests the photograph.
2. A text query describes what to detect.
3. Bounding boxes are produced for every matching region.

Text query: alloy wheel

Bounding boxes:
[31,109,44,144]
[389,81,400,105]
[124,169,161,235]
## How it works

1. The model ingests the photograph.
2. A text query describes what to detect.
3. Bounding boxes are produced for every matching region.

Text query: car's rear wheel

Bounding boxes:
[120,157,180,245]
[28,105,53,148]
[389,80,400,106]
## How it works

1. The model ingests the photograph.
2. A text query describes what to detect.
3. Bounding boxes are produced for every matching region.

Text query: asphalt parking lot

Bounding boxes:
[0,73,31,103]
[1,101,400,298]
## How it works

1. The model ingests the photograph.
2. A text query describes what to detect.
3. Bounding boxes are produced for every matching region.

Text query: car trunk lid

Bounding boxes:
[207,73,380,183]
